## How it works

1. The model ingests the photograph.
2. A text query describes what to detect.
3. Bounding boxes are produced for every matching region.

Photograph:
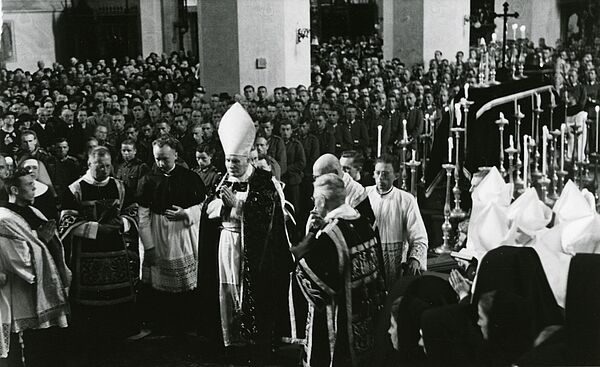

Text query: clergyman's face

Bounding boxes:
[225,154,249,178]
[153,144,177,173]
[373,162,396,192]
[89,154,112,182]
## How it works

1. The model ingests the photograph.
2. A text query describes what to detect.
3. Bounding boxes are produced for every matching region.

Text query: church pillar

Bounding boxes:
[140,0,164,56]
[494,0,560,47]
[197,0,311,96]
[161,0,180,54]
[383,0,470,67]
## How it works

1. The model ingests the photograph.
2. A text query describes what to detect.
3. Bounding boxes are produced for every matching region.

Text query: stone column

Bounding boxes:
[197,0,311,96]
[383,0,470,67]
[140,0,163,56]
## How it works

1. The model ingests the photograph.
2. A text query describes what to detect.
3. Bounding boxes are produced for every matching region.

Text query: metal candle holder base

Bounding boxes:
[398,139,410,191]
[538,175,552,206]
[450,127,466,219]
[406,160,421,198]
[505,147,518,186]
[436,163,456,254]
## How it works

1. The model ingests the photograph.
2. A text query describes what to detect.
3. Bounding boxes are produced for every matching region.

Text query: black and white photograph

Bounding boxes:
[0,0,599,366]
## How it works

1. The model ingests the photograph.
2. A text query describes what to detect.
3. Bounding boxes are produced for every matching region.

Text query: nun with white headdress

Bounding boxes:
[18,157,58,221]
[198,103,295,363]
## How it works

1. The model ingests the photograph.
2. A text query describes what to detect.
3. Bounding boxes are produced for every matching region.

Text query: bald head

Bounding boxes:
[313,154,343,177]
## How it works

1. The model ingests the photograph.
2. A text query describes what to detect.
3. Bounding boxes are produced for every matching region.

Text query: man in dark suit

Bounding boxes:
[55,108,85,156]
[280,120,306,213]
[31,106,56,150]
[314,112,336,155]
[328,108,352,156]
[400,92,424,149]
[345,105,369,157]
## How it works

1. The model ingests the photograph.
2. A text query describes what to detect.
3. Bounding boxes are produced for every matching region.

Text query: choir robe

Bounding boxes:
[59,173,140,339]
[293,204,387,367]
[137,165,206,292]
[367,186,428,287]
[198,166,295,348]
[0,203,70,359]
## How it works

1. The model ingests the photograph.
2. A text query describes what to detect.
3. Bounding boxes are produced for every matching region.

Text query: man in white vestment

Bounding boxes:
[367,154,428,286]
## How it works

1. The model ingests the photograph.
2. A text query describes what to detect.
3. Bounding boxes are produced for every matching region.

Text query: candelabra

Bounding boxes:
[531,137,542,179]
[420,132,431,185]
[538,175,551,204]
[514,108,525,188]
[406,158,421,198]
[548,100,557,131]
[450,127,466,219]
[461,99,474,155]
[436,163,456,254]
[505,146,517,185]
[533,106,543,148]
[398,138,410,190]
[495,114,509,176]
[548,131,560,201]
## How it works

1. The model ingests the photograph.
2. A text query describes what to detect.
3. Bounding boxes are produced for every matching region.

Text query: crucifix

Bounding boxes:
[493,2,519,69]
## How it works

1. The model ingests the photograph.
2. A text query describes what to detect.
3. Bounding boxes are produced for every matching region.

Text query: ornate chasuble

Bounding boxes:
[295,214,387,367]
[198,168,294,346]
[60,178,138,306]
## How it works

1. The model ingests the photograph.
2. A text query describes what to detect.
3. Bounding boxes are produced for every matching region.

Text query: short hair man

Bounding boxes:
[137,136,206,333]
[366,154,428,284]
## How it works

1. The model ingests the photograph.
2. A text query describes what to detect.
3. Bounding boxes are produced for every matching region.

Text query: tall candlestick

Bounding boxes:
[512,23,518,40]
[412,149,416,163]
[550,91,556,107]
[594,106,600,154]
[377,125,383,157]
[542,126,548,175]
[560,123,566,171]
[448,137,453,163]
[455,103,462,126]
[424,113,430,135]
[519,25,526,39]
[523,135,529,188]
[464,83,469,100]
[403,119,408,141]
[536,93,541,109]
[509,134,514,149]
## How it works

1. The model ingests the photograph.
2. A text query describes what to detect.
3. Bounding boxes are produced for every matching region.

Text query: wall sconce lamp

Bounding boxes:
[296,28,311,44]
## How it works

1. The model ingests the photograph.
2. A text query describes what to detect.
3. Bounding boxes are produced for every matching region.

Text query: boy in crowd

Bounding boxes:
[193,145,221,193]
[115,139,149,197]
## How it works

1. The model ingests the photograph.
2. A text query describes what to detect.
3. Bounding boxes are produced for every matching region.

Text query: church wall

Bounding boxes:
[282,0,311,89]
[140,0,163,56]
[3,11,57,71]
[237,0,286,94]
[494,0,560,47]
[383,0,424,65]
[197,0,241,95]
[423,0,470,67]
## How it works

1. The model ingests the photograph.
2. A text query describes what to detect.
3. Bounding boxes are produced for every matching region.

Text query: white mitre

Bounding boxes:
[218,102,256,157]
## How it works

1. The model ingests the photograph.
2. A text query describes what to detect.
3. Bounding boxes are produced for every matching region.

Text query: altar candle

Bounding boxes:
[536,93,541,109]
[519,25,526,39]
[560,123,566,170]
[448,137,454,163]
[424,113,430,135]
[455,103,462,126]
[412,149,416,163]
[595,105,600,151]
[512,23,518,40]
[518,104,522,116]
[509,134,514,149]
[402,119,408,141]
[523,135,529,187]
[491,33,497,43]
[464,83,469,100]
[550,90,556,107]
[377,125,383,157]
[542,126,548,175]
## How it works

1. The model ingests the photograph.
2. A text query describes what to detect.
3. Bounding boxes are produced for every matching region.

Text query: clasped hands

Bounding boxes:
[164,205,188,221]
[219,186,238,208]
